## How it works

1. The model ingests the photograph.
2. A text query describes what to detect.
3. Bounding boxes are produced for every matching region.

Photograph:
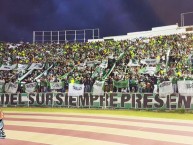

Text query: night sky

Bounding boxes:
[0,0,193,42]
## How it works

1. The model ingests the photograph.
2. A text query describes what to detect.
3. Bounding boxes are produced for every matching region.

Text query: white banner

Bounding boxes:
[159,81,173,95]
[28,63,44,70]
[141,59,157,65]
[93,81,104,96]
[86,61,95,67]
[5,82,18,93]
[127,59,140,67]
[25,82,37,93]
[144,67,156,75]
[178,81,193,94]
[16,64,28,71]
[50,82,63,90]
[8,43,21,49]
[68,83,84,97]
[100,61,108,69]
[0,64,17,70]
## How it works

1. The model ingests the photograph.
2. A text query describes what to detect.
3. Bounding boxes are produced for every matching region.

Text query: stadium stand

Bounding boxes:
[0,25,193,94]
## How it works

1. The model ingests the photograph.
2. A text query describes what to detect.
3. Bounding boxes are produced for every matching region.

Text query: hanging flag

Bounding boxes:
[4,82,18,93]
[159,81,173,95]
[50,82,63,90]
[92,81,104,95]
[25,82,37,93]
[178,80,193,95]
[68,83,84,96]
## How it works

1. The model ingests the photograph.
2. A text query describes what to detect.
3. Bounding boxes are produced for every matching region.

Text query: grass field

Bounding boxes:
[2,107,193,121]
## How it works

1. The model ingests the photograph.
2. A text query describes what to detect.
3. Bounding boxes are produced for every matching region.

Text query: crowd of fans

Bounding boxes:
[0,33,193,93]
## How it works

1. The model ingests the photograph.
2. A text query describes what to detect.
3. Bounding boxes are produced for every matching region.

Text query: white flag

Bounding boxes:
[100,61,108,69]
[159,81,173,95]
[93,81,104,95]
[0,64,17,70]
[178,81,193,95]
[16,64,28,71]
[50,82,63,90]
[141,59,157,65]
[28,63,44,70]
[68,83,84,96]
[145,67,156,75]
[5,82,18,93]
[25,82,37,93]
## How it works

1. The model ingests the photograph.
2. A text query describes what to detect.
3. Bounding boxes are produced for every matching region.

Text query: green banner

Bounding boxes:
[113,80,128,88]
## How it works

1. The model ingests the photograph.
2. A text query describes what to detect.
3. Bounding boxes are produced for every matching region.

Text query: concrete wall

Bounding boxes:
[88,24,193,42]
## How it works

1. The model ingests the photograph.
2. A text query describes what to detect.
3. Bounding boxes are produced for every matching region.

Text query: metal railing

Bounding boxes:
[33,28,100,44]
[181,11,193,27]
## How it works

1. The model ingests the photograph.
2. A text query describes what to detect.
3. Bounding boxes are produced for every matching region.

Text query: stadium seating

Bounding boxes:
[0,33,193,94]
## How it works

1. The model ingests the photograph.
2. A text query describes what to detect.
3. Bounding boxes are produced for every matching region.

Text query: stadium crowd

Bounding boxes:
[0,33,193,94]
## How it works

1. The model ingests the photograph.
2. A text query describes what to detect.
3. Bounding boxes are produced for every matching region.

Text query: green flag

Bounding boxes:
[113,80,128,88]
